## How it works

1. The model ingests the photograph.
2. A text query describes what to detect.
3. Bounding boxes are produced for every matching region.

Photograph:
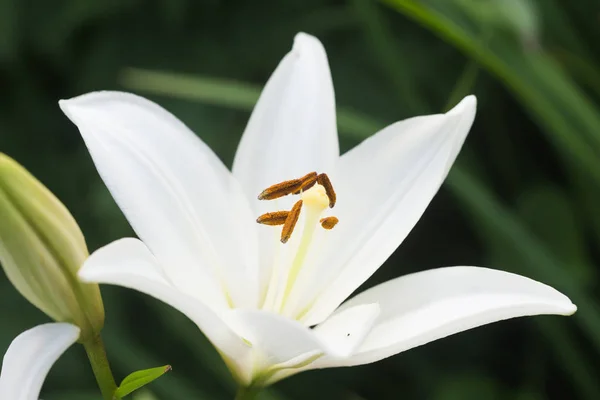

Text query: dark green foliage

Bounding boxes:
[1,0,598,398]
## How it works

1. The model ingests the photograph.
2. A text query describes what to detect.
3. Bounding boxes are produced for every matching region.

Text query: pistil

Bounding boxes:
[278,185,330,309]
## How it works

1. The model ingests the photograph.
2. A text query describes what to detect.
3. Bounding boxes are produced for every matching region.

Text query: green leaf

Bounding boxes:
[113,365,172,399]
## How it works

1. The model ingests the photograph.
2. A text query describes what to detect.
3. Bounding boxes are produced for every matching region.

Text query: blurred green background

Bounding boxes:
[1,0,599,399]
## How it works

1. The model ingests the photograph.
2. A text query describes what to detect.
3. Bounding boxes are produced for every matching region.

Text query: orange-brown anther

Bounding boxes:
[258,178,303,200]
[317,173,336,208]
[293,172,318,194]
[256,211,290,226]
[281,200,303,243]
[320,216,339,230]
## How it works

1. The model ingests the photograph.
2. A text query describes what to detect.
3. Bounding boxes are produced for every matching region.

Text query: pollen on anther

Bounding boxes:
[281,200,303,243]
[258,178,302,200]
[317,173,336,208]
[320,216,339,230]
[293,172,318,194]
[257,211,290,226]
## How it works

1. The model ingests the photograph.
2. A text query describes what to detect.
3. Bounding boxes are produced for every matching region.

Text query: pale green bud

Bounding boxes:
[0,153,104,340]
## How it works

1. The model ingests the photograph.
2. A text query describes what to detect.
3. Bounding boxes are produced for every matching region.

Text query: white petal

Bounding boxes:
[60,91,258,310]
[0,323,79,400]
[320,266,576,367]
[233,32,338,203]
[313,303,380,357]
[301,96,477,325]
[224,309,326,373]
[223,307,383,384]
[79,238,251,375]
[262,304,381,383]
[232,33,339,297]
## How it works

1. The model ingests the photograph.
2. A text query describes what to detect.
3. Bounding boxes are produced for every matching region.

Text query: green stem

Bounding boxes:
[235,386,260,400]
[83,333,118,400]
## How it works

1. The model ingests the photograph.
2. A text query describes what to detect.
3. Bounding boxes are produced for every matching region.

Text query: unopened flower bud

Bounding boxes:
[0,153,104,340]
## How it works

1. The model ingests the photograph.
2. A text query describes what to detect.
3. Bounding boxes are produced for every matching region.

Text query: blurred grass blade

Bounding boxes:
[121,68,382,139]
[553,48,600,98]
[381,0,600,185]
[516,184,594,284]
[458,163,600,399]
[447,167,600,353]
[535,319,600,399]
[122,68,259,110]
[132,390,159,400]
[444,60,479,112]
[351,0,429,113]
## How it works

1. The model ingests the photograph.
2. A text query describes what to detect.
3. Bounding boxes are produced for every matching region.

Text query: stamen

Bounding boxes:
[320,216,339,230]
[258,179,302,200]
[281,200,303,243]
[293,172,318,194]
[259,174,341,315]
[258,172,318,200]
[257,211,290,226]
[317,173,336,208]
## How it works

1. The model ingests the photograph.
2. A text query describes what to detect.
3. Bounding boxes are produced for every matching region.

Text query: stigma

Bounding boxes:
[256,172,338,243]
[301,184,329,210]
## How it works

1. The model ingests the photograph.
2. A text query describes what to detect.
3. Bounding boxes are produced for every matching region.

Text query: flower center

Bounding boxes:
[256,172,338,316]
[301,183,330,214]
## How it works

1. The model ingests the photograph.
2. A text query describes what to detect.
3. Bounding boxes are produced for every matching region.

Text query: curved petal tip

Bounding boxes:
[291,32,327,61]
[59,91,104,111]
[0,323,79,400]
[561,300,577,316]
[293,32,323,48]
[448,94,477,116]
[59,91,149,118]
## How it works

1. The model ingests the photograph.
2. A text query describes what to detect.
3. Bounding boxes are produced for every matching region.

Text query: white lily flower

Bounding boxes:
[60,33,576,387]
[0,323,80,400]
